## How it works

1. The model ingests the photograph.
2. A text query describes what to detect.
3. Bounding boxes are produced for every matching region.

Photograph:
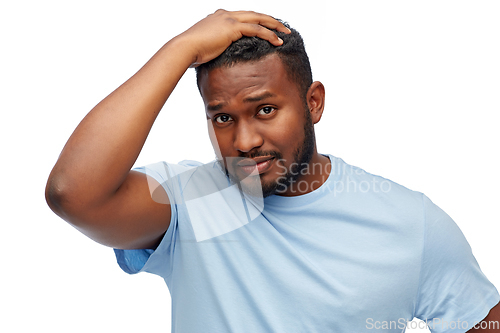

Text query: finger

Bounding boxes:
[236,23,284,46]
[232,11,291,34]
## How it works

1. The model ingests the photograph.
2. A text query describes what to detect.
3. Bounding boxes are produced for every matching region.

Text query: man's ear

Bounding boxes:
[306,81,325,124]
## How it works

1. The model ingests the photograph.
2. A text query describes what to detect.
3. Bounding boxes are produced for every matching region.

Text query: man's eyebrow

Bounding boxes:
[206,103,226,112]
[243,92,276,103]
[206,92,277,113]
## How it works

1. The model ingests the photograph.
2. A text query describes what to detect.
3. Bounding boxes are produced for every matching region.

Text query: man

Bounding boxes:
[45,10,499,332]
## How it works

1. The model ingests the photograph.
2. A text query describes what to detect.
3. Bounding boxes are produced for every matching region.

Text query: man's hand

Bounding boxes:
[176,9,291,67]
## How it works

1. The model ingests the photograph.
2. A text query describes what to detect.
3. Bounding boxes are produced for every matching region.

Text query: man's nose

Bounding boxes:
[234,121,263,153]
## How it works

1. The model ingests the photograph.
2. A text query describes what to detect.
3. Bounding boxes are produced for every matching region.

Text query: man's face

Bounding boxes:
[199,54,316,197]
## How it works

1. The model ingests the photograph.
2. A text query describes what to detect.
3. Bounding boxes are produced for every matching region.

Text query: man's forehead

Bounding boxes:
[199,55,294,102]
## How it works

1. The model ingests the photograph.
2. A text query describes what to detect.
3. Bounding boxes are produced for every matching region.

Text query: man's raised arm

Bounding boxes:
[45,10,290,250]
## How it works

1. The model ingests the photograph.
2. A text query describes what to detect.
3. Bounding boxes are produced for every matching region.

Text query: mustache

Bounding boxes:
[237,150,283,160]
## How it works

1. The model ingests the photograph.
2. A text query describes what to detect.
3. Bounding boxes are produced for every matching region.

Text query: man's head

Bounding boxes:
[196,23,313,104]
[197,23,325,198]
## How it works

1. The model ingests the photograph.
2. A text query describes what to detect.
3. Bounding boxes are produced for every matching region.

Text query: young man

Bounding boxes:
[46,10,499,332]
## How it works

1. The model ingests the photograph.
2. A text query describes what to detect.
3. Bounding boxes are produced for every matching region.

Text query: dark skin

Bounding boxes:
[45,9,499,330]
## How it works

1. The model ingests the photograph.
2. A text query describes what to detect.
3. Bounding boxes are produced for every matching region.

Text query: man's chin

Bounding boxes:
[246,177,287,198]
[228,173,281,198]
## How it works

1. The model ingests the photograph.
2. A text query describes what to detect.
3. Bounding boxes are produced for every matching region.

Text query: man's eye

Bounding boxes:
[215,114,232,124]
[258,107,276,115]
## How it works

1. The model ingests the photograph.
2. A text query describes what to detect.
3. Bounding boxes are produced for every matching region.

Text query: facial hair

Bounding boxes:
[272,109,315,196]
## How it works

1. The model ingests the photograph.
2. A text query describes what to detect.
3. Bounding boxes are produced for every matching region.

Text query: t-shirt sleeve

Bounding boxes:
[414,194,499,332]
[113,160,200,278]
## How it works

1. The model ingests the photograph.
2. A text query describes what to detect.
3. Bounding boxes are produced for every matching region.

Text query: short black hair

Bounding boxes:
[196,22,313,102]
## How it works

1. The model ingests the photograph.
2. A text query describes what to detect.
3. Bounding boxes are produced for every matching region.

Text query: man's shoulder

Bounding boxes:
[329,155,422,194]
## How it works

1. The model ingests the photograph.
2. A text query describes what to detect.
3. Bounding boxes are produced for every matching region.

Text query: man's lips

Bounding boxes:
[236,157,275,175]
[237,156,274,166]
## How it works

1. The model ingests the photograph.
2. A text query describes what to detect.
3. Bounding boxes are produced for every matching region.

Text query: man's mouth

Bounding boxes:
[236,157,275,176]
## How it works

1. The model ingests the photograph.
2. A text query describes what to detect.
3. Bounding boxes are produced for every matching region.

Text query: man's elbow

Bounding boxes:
[45,173,90,223]
[45,174,70,218]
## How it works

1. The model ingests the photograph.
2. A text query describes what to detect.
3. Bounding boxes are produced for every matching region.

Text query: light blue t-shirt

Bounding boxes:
[114,155,499,333]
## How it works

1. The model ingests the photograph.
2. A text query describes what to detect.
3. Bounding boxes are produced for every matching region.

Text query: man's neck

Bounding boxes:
[277,153,331,197]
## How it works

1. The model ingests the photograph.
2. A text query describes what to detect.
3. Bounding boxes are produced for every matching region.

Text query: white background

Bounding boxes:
[1,1,499,332]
